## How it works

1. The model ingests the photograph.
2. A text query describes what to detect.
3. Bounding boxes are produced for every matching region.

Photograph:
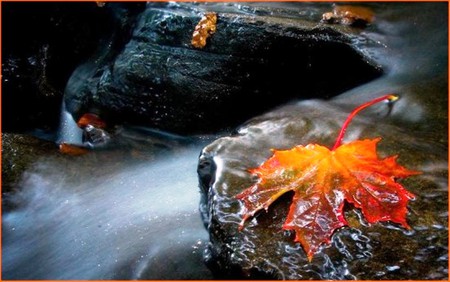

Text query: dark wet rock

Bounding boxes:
[2,2,145,133]
[198,83,448,279]
[82,125,111,148]
[197,3,447,278]
[65,2,382,134]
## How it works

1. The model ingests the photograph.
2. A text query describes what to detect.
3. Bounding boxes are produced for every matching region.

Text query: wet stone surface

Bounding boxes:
[198,81,448,280]
[197,3,448,279]
[2,133,58,197]
[65,2,382,134]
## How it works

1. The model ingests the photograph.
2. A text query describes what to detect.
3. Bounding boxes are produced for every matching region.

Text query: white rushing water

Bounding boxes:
[56,101,84,146]
[2,145,213,279]
[3,17,213,278]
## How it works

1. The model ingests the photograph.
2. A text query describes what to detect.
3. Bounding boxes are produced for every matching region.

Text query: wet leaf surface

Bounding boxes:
[322,5,374,26]
[191,12,217,48]
[237,138,419,260]
[59,142,89,156]
[237,95,420,261]
[77,113,107,129]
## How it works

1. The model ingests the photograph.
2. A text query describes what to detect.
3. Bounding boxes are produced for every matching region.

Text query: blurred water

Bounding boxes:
[2,142,213,279]
[56,101,84,145]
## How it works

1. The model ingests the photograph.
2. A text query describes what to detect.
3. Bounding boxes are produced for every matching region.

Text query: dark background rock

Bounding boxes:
[65,2,382,134]
[197,2,448,279]
[2,2,145,134]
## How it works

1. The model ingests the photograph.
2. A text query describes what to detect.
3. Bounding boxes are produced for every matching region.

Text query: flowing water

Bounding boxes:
[2,149,215,279]
[3,114,215,279]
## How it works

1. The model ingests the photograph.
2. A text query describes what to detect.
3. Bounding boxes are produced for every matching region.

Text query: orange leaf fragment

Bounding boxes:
[237,95,420,261]
[59,143,89,156]
[77,113,106,129]
[191,12,217,48]
[322,5,374,26]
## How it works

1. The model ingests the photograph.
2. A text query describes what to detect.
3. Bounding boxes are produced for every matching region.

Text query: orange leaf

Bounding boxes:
[59,143,89,156]
[77,113,106,129]
[322,5,374,26]
[191,12,217,49]
[236,95,420,261]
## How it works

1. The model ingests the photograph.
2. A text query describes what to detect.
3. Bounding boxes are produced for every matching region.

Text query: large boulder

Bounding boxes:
[65,2,382,134]
[197,2,448,279]
[197,77,448,279]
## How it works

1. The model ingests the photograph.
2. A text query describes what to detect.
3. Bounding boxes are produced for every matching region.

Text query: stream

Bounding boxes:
[3,115,215,279]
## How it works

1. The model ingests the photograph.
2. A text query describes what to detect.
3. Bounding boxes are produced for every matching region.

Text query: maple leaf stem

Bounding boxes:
[332,94,399,151]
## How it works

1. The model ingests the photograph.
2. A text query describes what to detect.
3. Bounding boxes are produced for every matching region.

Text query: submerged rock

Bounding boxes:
[2,133,58,195]
[65,2,382,134]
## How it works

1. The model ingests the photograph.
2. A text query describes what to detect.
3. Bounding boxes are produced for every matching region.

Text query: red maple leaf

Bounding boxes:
[236,94,420,261]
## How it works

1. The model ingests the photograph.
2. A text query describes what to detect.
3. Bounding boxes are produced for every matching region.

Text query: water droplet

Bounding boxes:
[386,265,400,272]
